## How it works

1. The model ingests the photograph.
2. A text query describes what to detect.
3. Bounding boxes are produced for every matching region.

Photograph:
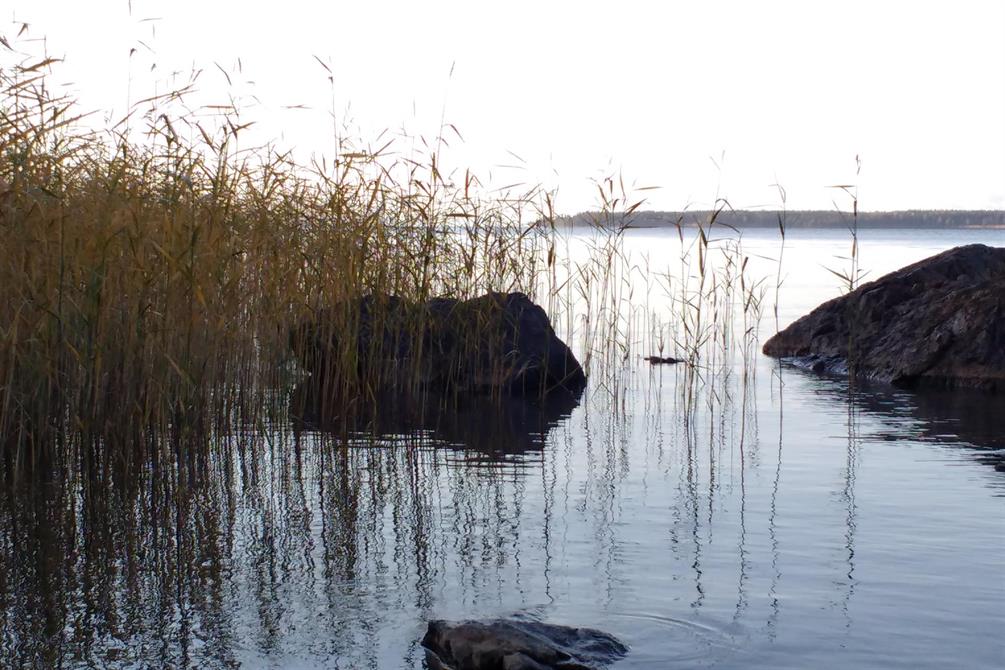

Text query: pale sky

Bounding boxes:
[5,0,1004,213]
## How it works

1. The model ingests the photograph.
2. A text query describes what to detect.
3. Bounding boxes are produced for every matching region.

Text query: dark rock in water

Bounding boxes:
[645,355,681,365]
[421,619,628,670]
[763,244,1005,392]
[290,292,586,397]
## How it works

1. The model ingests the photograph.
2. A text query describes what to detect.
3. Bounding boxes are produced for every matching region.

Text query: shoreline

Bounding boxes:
[557,209,1005,230]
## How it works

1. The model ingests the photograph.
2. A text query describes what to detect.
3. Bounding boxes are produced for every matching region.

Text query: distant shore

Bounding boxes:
[558,210,1005,230]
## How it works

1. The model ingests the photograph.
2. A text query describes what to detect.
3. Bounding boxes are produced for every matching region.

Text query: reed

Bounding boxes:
[825,155,867,378]
[0,55,547,478]
[0,41,787,666]
[0,43,774,487]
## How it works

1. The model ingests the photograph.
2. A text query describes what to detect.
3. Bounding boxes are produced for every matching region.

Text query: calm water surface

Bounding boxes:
[2,228,1003,668]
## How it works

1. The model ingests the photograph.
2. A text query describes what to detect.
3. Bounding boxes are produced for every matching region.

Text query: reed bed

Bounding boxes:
[0,50,775,490]
[0,57,539,479]
[0,46,787,667]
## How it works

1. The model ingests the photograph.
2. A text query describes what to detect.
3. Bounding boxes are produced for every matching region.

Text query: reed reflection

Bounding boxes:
[0,382,582,667]
[5,356,999,668]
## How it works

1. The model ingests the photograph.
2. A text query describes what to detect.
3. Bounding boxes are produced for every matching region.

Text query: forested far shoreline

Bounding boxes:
[559,209,1005,229]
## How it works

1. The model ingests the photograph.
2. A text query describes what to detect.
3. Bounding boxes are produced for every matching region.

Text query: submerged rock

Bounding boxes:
[290,292,586,397]
[421,619,628,670]
[763,244,1005,391]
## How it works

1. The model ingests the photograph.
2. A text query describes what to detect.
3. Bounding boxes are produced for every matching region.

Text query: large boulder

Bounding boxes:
[421,619,628,670]
[763,244,1005,391]
[290,292,586,397]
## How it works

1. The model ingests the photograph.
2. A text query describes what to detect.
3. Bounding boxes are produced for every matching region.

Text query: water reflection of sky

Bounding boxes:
[1,229,1003,669]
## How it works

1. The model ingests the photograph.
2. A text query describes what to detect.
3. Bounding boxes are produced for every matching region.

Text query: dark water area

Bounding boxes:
[798,375,1005,468]
[290,384,583,461]
[2,229,1004,668]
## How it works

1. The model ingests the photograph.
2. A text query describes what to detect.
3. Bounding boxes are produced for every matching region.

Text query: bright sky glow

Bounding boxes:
[5,0,1005,213]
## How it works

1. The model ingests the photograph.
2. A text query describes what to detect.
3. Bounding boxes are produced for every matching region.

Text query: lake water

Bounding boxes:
[2,227,1004,668]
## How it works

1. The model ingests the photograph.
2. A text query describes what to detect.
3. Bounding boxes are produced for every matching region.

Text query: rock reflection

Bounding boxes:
[292,384,583,463]
[791,366,1005,469]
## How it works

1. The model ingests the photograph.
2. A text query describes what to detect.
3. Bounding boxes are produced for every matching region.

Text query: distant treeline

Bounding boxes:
[559,209,1005,229]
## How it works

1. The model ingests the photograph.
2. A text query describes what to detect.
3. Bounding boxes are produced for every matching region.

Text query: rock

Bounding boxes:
[290,292,586,397]
[645,355,681,365]
[421,619,628,670]
[763,244,1005,392]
